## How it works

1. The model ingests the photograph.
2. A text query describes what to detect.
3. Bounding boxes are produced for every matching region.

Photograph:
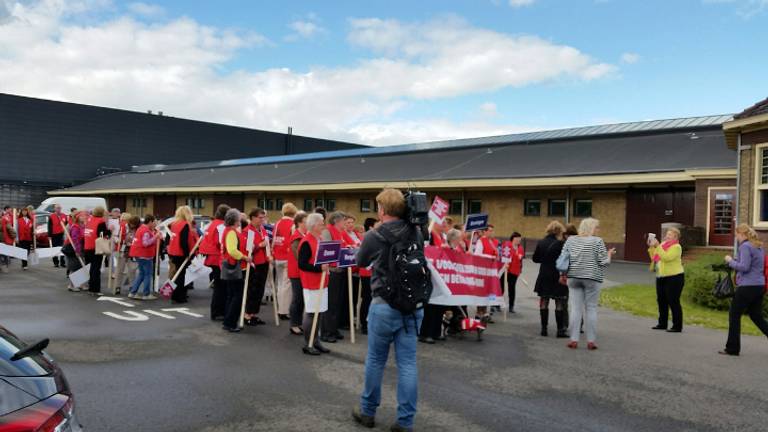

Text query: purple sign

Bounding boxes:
[314,240,342,265]
[464,213,489,232]
[338,248,358,268]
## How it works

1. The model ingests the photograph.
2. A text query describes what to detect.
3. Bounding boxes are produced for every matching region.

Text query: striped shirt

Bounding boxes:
[562,235,611,282]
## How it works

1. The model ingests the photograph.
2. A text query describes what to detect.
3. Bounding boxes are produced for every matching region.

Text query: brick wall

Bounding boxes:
[693,178,737,228]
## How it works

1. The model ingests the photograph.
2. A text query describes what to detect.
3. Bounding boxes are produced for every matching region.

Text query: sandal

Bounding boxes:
[290,327,304,336]
[567,341,578,349]
[587,342,598,351]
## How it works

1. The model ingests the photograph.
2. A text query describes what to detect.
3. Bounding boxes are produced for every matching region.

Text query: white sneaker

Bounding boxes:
[142,294,157,300]
[127,293,137,299]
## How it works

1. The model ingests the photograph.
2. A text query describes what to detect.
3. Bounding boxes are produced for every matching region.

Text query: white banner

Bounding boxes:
[35,247,63,259]
[0,243,28,260]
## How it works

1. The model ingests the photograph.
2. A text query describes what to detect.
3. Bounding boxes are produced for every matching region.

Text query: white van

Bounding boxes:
[37,197,108,214]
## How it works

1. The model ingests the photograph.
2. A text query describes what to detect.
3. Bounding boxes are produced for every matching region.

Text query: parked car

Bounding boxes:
[161,215,211,235]
[34,211,51,246]
[0,325,83,431]
[36,197,106,215]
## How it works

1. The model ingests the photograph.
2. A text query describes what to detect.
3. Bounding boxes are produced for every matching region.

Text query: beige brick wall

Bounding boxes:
[739,146,754,225]
[125,194,154,218]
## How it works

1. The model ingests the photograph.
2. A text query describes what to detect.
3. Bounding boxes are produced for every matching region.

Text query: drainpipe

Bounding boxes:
[734,133,742,253]
[565,189,571,225]
[461,189,466,221]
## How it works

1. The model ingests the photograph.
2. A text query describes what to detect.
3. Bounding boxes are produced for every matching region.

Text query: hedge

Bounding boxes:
[685,251,768,316]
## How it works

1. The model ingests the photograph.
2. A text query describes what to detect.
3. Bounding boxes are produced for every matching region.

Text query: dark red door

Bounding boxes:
[153,195,176,219]
[625,189,695,262]
[708,189,735,246]
[107,195,127,212]
[213,194,244,212]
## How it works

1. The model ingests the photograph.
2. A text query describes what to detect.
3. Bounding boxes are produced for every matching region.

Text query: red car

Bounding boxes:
[33,212,51,246]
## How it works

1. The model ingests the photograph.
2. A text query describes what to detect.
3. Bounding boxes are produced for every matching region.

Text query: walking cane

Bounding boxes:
[307,270,327,349]
[347,267,356,344]
[265,233,279,326]
[238,235,255,329]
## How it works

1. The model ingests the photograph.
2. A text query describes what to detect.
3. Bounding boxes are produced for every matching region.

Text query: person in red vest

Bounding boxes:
[65,212,87,291]
[83,207,110,295]
[241,207,271,326]
[338,214,363,331]
[128,215,161,300]
[17,207,34,270]
[221,209,251,333]
[473,224,499,323]
[287,211,308,335]
[167,206,197,304]
[322,211,351,343]
[502,232,524,314]
[298,212,331,355]
[200,204,230,321]
[273,203,298,321]
[48,204,68,268]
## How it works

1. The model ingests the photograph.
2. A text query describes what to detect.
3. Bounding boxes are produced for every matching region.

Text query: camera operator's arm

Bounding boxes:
[356,231,379,269]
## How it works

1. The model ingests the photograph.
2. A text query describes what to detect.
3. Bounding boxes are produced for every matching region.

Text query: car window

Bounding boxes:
[0,330,54,377]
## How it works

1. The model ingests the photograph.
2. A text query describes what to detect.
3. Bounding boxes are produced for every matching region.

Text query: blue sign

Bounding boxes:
[314,241,342,265]
[464,213,489,232]
[338,248,358,268]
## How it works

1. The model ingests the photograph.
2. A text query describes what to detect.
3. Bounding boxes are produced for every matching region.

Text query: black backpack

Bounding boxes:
[374,224,432,315]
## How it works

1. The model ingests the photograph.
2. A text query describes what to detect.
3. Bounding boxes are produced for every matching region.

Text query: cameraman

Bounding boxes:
[352,188,424,432]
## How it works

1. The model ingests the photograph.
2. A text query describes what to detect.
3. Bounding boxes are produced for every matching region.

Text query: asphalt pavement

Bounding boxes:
[1,260,768,431]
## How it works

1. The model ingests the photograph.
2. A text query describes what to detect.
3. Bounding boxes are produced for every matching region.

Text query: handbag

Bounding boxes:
[220,260,242,281]
[95,235,111,255]
[556,248,570,273]
[61,243,75,257]
[712,270,735,299]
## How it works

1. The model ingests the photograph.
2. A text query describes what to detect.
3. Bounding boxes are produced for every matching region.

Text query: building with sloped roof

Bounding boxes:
[56,114,737,261]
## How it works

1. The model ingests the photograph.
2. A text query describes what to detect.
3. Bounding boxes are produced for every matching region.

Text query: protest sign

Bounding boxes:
[425,246,502,306]
[0,243,28,261]
[185,258,212,285]
[338,248,357,268]
[35,247,62,259]
[428,196,449,224]
[464,213,489,232]
[314,241,341,265]
[500,241,513,264]
[69,264,90,287]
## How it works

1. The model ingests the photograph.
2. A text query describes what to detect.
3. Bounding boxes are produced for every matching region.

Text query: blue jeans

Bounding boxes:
[130,258,153,296]
[360,303,424,429]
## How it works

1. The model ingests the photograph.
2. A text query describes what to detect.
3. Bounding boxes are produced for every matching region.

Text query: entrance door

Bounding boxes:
[153,195,177,219]
[213,194,244,212]
[708,189,735,246]
[625,188,695,261]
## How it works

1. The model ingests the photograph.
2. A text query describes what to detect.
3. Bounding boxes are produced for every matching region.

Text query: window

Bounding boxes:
[548,199,566,217]
[258,199,274,210]
[185,198,204,210]
[315,199,325,209]
[574,199,592,217]
[132,198,147,208]
[756,145,768,225]
[326,199,337,212]
[303,199,313,212]
[524,199,541,216]
[467,200,482,214]
[360,199,372,213]
[275,199,284,211]
[449,199,463,215]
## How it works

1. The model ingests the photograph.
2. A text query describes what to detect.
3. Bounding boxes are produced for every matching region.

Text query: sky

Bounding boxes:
[0,0,766,146]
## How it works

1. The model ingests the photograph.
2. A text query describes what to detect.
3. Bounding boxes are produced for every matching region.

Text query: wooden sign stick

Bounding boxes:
[238,237,255,329]
[166,234,205,287]
[12,208,17,247]
[503,268,509,322]
[356,276,363,329]
[264,232,279,327]
[307,271,327,349]
[153,237,161,293]
[347,267,355,344]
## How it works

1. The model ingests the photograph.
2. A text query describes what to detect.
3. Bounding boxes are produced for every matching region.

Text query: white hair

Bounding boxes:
[578,218,600,236]
[306,213,325,232]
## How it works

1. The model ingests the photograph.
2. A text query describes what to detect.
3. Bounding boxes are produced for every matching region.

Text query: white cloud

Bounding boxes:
[509,0,535,7]
[127,2,164,17]
[479,102,499,118]
[621,52,640,64]
[288,19,324,39]
[0,2,616,146]
[703,0,768,17]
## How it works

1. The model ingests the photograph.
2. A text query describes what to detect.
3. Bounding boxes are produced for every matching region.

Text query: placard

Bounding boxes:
[500,240,513,264]
[185,260,213,285]
[246,229,256,252]
[69,264,91,287]
[338,248,357,268]
[314,241,342,265]
[428,196,449,224]
[0,243,28,260]
[35,247,63,259]
[464,213,489,232]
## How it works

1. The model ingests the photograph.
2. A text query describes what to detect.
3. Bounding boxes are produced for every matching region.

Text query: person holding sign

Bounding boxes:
[47,205,67,269]
[502,232,524,314]
[298,213,331,355]
[322,211,350,343]
[221,209,251,333]
[17,207,34,270]
[241,208,271,326]
[167,206,198,304]
[83,207,110,295]
[0,206,15,272]
[64,211,86,291]
[273,203,298,322]
[128,215,161,300]
[287,211,308,336]
[201,204,230,321]
[472,224,498,323]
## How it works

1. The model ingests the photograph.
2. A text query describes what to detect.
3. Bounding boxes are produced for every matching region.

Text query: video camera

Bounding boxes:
[403,190,429,229]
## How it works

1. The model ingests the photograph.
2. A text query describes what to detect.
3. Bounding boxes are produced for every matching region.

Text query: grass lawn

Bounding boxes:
[600,284,763,336]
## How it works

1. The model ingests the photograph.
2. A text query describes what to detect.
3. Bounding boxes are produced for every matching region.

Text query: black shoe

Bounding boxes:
[652,325,668,330]
[419,336,436,344]
[352,406,375,428]
[222,326,241,333]
[718,350,739,356]
[210,315,224,321]
[666,328,682,333]
[321,336,337,343]
[333,333,345,340]
[314,344,331,354]
[302,346,321,356]
[390,424,413,432]
[279,314,291,321]
[556,329,568,338]
[246,317,266,326]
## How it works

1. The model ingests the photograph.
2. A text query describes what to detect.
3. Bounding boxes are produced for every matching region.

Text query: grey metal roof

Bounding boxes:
[129,114,733,173]
[62,126,735,192]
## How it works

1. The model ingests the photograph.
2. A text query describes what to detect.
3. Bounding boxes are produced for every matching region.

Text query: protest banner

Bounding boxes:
[338,248,357,344]
[34,247,62,260]
[425,246,502,306]
[308,241,342,349]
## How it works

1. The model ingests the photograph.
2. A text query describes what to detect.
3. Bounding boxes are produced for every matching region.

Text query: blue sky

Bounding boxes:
[0,0,765,144]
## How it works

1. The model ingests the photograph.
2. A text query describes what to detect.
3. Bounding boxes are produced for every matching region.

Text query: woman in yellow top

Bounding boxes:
[221,209,252,333]
[647,227,684,332]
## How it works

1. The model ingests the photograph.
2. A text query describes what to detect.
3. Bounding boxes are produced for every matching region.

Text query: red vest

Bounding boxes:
[299,234,329,290]
[430,229,444,247]
[240,225,268,266]
[272,217,294,261]
[50,212,66,235]
[509,244,524,276]
[84,216,105,251]
[17,216,33,242]
[480,237,498,258]
[168,220,193,257]
[200,219,224,267]
[1,214,13,245]
[221,227,241,266]
[287,229,305,279]
[129,225,157,258]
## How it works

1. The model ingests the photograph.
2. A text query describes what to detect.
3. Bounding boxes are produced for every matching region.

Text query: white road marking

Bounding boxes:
[161,307,205,318]
[143,310,176,319]
[102,311,149,321]
[97,296,135,308]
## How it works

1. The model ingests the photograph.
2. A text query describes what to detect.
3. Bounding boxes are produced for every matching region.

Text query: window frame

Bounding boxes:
[326,199,336,212]
[467,199,482,215]
[754,143,768,227]
[523,199,541,217]
[360,199,372,213]
[573,199,593,218]
[547,199,566,217]
[303,199,313,212]
[449,199,463,215]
